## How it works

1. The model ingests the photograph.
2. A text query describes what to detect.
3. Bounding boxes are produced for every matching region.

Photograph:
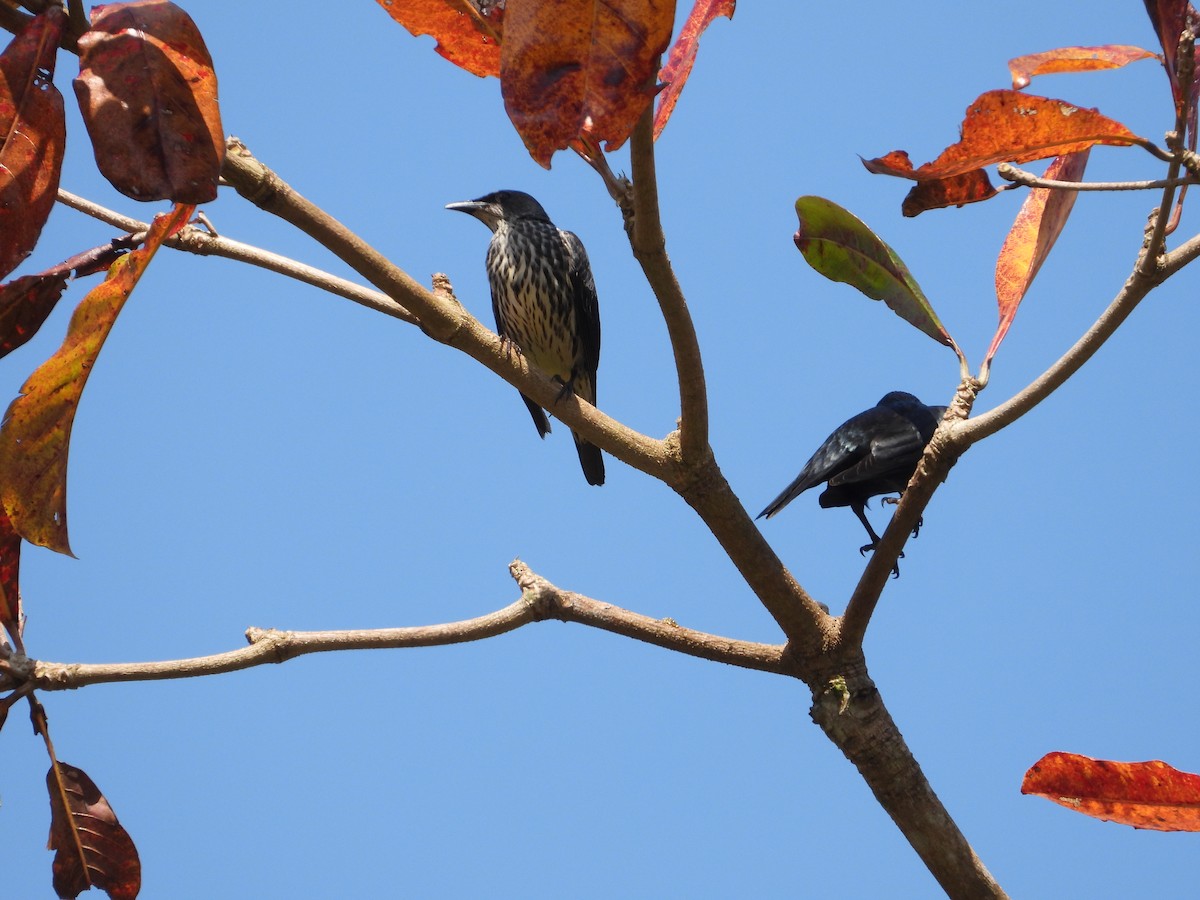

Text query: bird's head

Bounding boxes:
[445,190,550,232]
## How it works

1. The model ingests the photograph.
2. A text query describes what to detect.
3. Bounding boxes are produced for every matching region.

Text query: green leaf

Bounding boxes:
[793,196,958,351]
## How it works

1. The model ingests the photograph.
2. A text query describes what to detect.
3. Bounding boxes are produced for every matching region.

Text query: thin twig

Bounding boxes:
[16,563,787,691]
[996,162,1196,192]
[56,189,419,324]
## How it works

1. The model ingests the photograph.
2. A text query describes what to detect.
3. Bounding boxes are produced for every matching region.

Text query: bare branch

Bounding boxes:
[958,265,1159,445]
[997,162,1196,192]
[509,561,788,674]
[627,108,710,461]
[56,189,419,324]
[13,562,787,691]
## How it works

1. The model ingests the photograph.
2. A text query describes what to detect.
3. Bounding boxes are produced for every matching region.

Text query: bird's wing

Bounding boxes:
[484,241,511,342]
[563,230,601,386]
[829,414,925,487]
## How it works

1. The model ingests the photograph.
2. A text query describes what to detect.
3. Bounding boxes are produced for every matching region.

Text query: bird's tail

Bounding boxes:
[572,432,605,486]
[519,393,552,438]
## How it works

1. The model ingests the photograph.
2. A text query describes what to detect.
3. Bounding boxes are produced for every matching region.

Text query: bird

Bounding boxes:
[446,190,604,486]
[758,392,945,571]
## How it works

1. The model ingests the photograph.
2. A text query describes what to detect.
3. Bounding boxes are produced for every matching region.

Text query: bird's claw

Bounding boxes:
[499,335,524,360]
[859,542,904,577]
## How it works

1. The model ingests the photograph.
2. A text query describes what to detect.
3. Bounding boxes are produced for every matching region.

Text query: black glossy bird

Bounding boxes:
[758,391,945,561]
[446,190,604,486]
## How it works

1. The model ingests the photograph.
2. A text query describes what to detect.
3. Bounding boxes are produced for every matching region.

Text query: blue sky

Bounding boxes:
[2,3,1197,897]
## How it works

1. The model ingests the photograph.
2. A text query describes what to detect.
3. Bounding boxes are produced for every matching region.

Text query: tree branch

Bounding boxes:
[627,109,710,461]
[56,189,419,324]
[996,162,1196,192]
[10,561,786,691]
[958,261,1160,445]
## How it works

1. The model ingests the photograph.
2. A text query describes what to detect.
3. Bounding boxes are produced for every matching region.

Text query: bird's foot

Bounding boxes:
[499,335,524,360]
[911,515,924,539]
[553,377,576,403]
[859,542,904,578]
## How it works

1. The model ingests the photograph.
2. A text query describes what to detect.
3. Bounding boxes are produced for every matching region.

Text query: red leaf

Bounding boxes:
[1009,45,1159,90]
[1143,0,1200,105]
[375,0,503,78]
[0,8,66,281]
[47,761,141,899]
[988,150,1089,365]
[0,272,70,360]
[501,0,674,167]
[74,1,223,203]
[865,91,1149,183]
[0,503,21,647]
[900,169,998,217]
[654,0,735,140]
[0,203,193,555]
[1023,751,1200,832]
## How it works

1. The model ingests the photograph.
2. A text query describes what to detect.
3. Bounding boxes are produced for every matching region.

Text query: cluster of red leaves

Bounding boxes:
[377,0,733,166]
[0,2,223,896]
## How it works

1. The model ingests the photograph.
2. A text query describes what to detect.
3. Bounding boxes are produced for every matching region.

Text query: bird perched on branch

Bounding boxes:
[446,190,604,486]
[758,392,945,570]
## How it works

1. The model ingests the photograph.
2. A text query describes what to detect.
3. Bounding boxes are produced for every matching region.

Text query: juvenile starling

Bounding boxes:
[758,391,945,562]
[446,190,604,486]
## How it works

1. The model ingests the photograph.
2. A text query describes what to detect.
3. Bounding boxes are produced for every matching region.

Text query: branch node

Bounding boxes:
[245,627,293,663]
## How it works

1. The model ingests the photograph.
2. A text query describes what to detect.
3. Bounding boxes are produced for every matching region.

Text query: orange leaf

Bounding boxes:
[74,1,223,203]
[501,0,674,167]
[47,761,141,900]
[375,0,503,78]
[1023,751,1200,832]
[988,150,1089,365]
[654,0,734,140]
[1009,45,1159,90]
[900,169,998,217]
[0,7,66,281]
[0,203,193,556]
[0,504,21,648]
[864,90,1149,205]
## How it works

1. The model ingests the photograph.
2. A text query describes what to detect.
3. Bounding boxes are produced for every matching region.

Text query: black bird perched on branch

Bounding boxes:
[758,392,945,567]
[446,190,604,486]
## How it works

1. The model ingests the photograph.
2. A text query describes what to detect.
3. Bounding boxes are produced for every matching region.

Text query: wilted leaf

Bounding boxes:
[864,91,1149,214]
[793,196,958,351]
[900,169,998,217]
[47,761,141,900]
[0,273,70,360]
[654,0,734,140]
[0,7,66,281]
[0,503,21,647]
[0,204,194,556]
[1009,45,1159,90]
[988,150,1089,365]
[375,0,503,78]
[502,0,674,167]
[74,1,223,203]
[1023,751,1200,832]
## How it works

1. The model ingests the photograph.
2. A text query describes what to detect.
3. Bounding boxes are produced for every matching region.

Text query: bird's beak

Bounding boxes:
[446,199,501,231]
[445,200,484,215]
